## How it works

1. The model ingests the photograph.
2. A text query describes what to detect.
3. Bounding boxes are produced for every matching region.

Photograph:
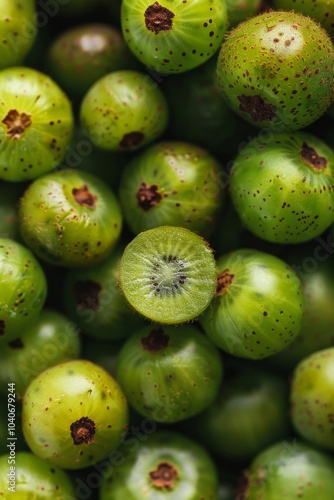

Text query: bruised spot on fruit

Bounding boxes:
[300,142,327,171]
[8,337,24,349]
[74,280,101,311]
[136,182,162,211]
[149,462,178,489]
[2,109,32,138]
[70,416,96,445]
[237,95,277,122]
[72,184,97,208]
[119,131,144,149]
[216,268,234,296]
[0,320,5,336]
[145,2,175,35]
[141,328,169,352]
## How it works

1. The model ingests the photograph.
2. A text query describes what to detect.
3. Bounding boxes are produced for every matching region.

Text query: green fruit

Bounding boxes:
[0,1,37,69]
[121,0,228,74]
[118,226,217,324]
[118,141,225,237]
[22,359,128,469]
[0,238,47,343]
[46,23,139,99]
[0,309,81,399]
[63,245,146,342]
[0,451,75,498]
[100,430,219,499]
[116,324,223,423]
[80,70,169,152]
[241,440,334,499]
[18,169,123,267]
[230,131,334,244]
[0,66,74,181]
[200,248,305,359]
[217,10,334,130]
[185,364,290,461]
[290,347,334,450]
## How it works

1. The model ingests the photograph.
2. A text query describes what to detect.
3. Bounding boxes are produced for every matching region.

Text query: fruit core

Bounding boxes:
[72,184,97,208]
[150,254,187,296]
[136,182,162,211]
[141,328,169,352]
[300,142,327,170]
[70,416,96,445]
[145,2,175,34]
[237,95,277,122]
[216,268,234,296]
[2,109,32,139]
[149,461,178,489]
[74,280,101,311]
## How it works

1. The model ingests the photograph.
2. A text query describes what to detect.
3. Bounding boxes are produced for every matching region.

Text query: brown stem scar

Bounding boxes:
[141,328,169,352]
[216,268,234,296]
[300,142,327,170]
[2,109,32,138]
[149,462,178,488]
[145,2,175,34]
[70,416,96,445]
[237,95,277,122]
[136,182,162,211]
[74,280,101,311]
[72,184,97,208]
[119,131,144,149]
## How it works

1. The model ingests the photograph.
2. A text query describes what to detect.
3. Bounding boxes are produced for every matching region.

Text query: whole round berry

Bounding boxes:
[0,66,74,181]
[230,131,334,244]
[18,169,123,267]
[100,431,219,499]
[290,347,334,450]
[240,440,334,499]
[0,1,37,69]
[118,226,217,324]
[80,70,169,152]
[116,324,223,423]
[22,359,128,469]
[121,0,228,74]
[199,248,305,360]
[118,141,225,237]
[217,10,334,130]
[0,451,75,498]
[0,238,47,343]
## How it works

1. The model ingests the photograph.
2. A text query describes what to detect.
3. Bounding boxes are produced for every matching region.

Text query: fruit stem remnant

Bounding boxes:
[300,142,327,170]
[2,109,32,139]
[216,268,234,296]
[141,328,169,352]
[136,182,162,211]
[145,2,175,34]
[72,184,97,208]
[149,461,178,489]
[70,416,96,445]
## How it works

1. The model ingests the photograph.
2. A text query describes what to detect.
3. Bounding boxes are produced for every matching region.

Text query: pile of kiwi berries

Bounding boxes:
[1,0,334,498]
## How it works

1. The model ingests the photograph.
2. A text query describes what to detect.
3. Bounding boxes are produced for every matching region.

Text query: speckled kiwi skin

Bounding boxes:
[0,238,47,344]
[80,70,169,152]
[121,0,228,74]
[217,10,334,130]
[118,141,225,238]
[273,0,334,39]
[243,440,334,499]
[0,67,74,182]
[22,359,128,469]
[291,347,334,450]
[230,131,334,244]
[199,249,305,360]
[18,169,123,268]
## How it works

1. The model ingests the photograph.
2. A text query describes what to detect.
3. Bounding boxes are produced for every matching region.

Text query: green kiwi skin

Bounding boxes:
[118,141,225,238]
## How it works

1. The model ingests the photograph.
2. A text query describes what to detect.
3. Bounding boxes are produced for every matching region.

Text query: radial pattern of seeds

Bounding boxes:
[2,109,32,138]
[119,226,217,324]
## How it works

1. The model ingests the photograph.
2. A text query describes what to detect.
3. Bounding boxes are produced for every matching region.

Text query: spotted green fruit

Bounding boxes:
[230,132,334,244]
[0,66,74,181]
[0,1,37,69]
[0,238,47,343]
[217,10,334,130]
[0,451,75,498]
[19,169,122,267]
[121,0,228,74]
[241,440,334,500]
[291,347,334,450]
[22,359,128,469]
[200,249,305,360]
[80,70,168,152]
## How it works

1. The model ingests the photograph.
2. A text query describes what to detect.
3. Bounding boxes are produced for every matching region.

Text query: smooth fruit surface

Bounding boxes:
[217,10,334,130]
[118,226,217,324]
[22,359,128,469]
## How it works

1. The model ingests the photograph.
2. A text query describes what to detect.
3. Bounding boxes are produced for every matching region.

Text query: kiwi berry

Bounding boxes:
[118,226,217,324]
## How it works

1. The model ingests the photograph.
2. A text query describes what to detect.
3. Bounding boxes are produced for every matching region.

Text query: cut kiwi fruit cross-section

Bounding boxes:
[118,226,217,324]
